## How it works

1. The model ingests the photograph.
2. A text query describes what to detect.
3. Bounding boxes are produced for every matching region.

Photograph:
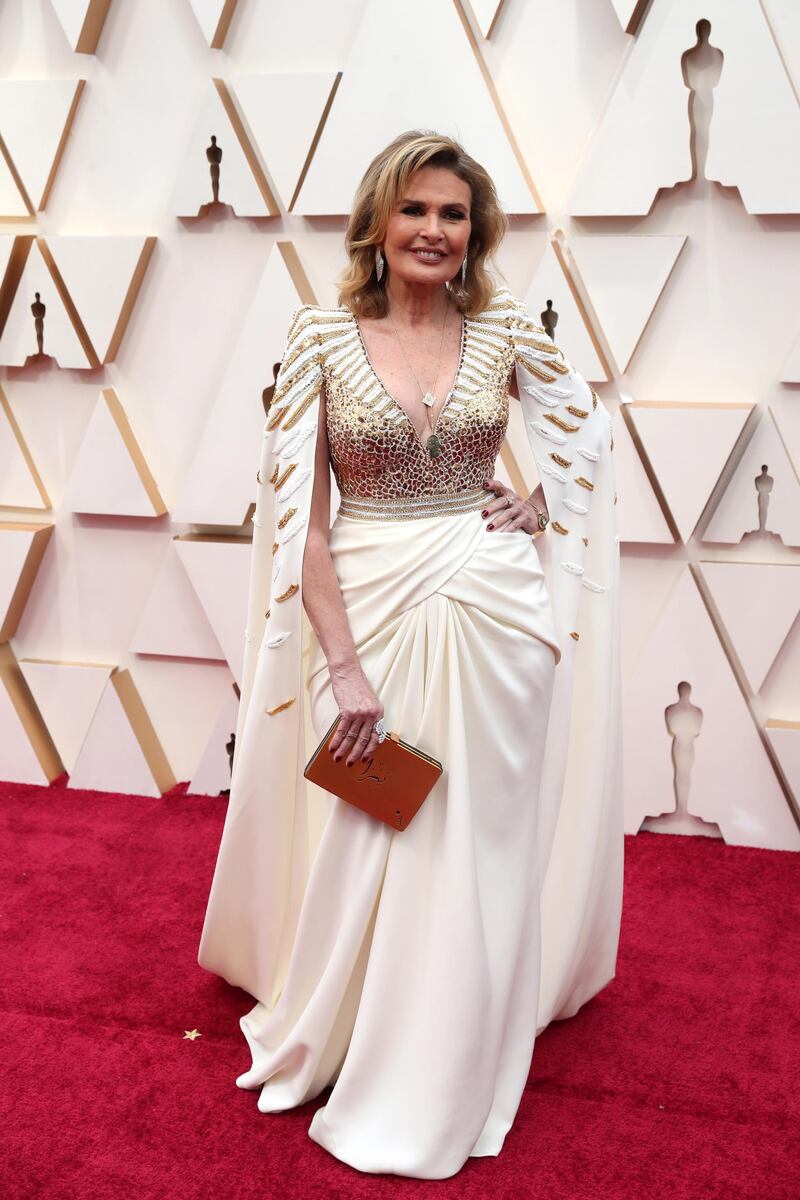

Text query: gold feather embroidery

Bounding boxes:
[544,413,580,433]
[277,506,298,529]
[274,463,298,490]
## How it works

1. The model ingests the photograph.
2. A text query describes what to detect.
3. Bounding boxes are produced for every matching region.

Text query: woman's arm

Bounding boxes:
[301,384,384,766]
[482,360,548,534]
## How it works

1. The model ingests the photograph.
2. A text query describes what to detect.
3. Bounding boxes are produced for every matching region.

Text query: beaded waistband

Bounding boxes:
[338,486,496,523]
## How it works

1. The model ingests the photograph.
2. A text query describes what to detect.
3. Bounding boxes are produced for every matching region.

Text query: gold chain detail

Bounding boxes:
[274,583,299,603]
[565,405,588,419]
[575,476,594,490]
[550,452,572,468]
[551,520,569,535]
[265,698,296,716]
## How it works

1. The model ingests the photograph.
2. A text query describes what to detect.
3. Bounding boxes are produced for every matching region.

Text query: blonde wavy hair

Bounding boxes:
[337,130,508,319]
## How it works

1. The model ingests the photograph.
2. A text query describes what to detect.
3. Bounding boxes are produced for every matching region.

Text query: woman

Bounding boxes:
[198,130,623,1180]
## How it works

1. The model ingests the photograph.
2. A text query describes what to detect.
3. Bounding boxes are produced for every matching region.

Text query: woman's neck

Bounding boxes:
[384,278,449,327]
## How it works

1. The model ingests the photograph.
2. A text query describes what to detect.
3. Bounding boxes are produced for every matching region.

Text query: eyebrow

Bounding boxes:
[399,197,469,212]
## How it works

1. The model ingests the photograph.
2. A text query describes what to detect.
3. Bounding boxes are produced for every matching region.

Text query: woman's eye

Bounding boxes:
[400,206,466,219]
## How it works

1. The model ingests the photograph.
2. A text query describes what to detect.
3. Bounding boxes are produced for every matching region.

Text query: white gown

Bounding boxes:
[198,286,623,1179]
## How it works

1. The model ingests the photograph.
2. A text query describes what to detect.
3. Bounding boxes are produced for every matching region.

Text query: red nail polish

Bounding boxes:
[487,523,494,530]
[481,510,487,517]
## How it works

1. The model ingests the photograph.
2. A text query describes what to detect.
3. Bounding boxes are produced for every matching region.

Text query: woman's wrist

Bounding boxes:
[329,655,364,679]
[527,482,546,510]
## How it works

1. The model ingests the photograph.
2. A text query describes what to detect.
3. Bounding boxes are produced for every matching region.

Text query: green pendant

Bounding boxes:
[426,433,442,459]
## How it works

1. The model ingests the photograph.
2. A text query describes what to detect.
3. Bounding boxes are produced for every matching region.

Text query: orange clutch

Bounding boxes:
[303,714,443,832]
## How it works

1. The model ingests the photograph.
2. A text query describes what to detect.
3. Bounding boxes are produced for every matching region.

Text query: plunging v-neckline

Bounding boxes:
[350,310,467,455]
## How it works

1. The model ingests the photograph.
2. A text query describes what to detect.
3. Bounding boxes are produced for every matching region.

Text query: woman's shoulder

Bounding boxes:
[286,303,353,338]
[477,286,550,336]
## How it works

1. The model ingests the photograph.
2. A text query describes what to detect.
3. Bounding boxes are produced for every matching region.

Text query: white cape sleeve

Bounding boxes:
[510,292,624,1028]
[198,305,325,1007]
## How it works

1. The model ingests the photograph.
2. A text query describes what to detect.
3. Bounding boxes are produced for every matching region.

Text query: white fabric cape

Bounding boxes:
[198,298,623,1036]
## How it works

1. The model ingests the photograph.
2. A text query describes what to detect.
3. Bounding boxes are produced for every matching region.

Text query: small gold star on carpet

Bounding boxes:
[183,1029,202,1041]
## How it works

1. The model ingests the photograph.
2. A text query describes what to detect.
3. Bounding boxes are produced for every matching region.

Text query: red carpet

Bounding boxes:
[0,778,797,1199]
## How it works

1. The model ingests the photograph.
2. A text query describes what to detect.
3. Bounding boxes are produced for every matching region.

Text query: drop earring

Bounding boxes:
[461,252,468,285]
[375,247,385,282]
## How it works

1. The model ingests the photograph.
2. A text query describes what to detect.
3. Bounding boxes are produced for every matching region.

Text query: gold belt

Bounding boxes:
[338,486,496,522]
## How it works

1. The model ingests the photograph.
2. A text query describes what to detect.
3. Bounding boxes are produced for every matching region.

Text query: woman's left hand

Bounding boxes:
[481,478,548,535]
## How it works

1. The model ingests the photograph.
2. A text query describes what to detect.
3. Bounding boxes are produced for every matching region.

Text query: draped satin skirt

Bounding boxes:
[234,505,561,1179]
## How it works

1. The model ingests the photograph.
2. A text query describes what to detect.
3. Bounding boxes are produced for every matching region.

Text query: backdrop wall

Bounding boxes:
[0,0,798,849]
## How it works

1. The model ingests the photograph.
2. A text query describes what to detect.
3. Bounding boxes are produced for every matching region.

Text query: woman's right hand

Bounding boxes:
[328,661,384,767]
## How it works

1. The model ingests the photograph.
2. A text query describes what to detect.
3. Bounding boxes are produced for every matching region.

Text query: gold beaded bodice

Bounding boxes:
[269,288,574,521]
[321,302,516,508]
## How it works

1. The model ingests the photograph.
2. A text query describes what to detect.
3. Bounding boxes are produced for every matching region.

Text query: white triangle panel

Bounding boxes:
[0,241,90,368]
[170,82,274,218]
[773,400,800,479]
[50,0,111,53]
[569,235,686,372]
[0,235,15,282]
[69,671,174,796]
[703,409,800,547]
[522,244,606,382]
[174,242,309,526]
[706,2,800,214]
[0,678,51,784]
[609,0,642,31]
[44,237,154,364]
[62,390,166,517]
[469,0,506,38]
[765,722,800,809]
[19,660,112,772]
[567,7,692,215]
[781,334,800,383]
[612,407,672,544]
[174,539,252,685]
[189,687,239,796]
[0,392,49,509]
[700,563,800,693]
[629,403,752,542]
[231,73,340,210]
[0,523,53,641]
[130,543,225,661]
[0,80,83,212]
[295,0,539,215]
[0,155,28,218]
[624,569,800,850]
[569,0,800,216]
[187,0,240,48]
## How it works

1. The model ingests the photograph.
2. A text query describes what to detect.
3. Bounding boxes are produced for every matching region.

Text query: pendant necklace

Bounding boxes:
[387,297,451,460]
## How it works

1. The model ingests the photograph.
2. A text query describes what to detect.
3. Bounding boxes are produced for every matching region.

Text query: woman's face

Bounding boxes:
[381,166,472,289]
